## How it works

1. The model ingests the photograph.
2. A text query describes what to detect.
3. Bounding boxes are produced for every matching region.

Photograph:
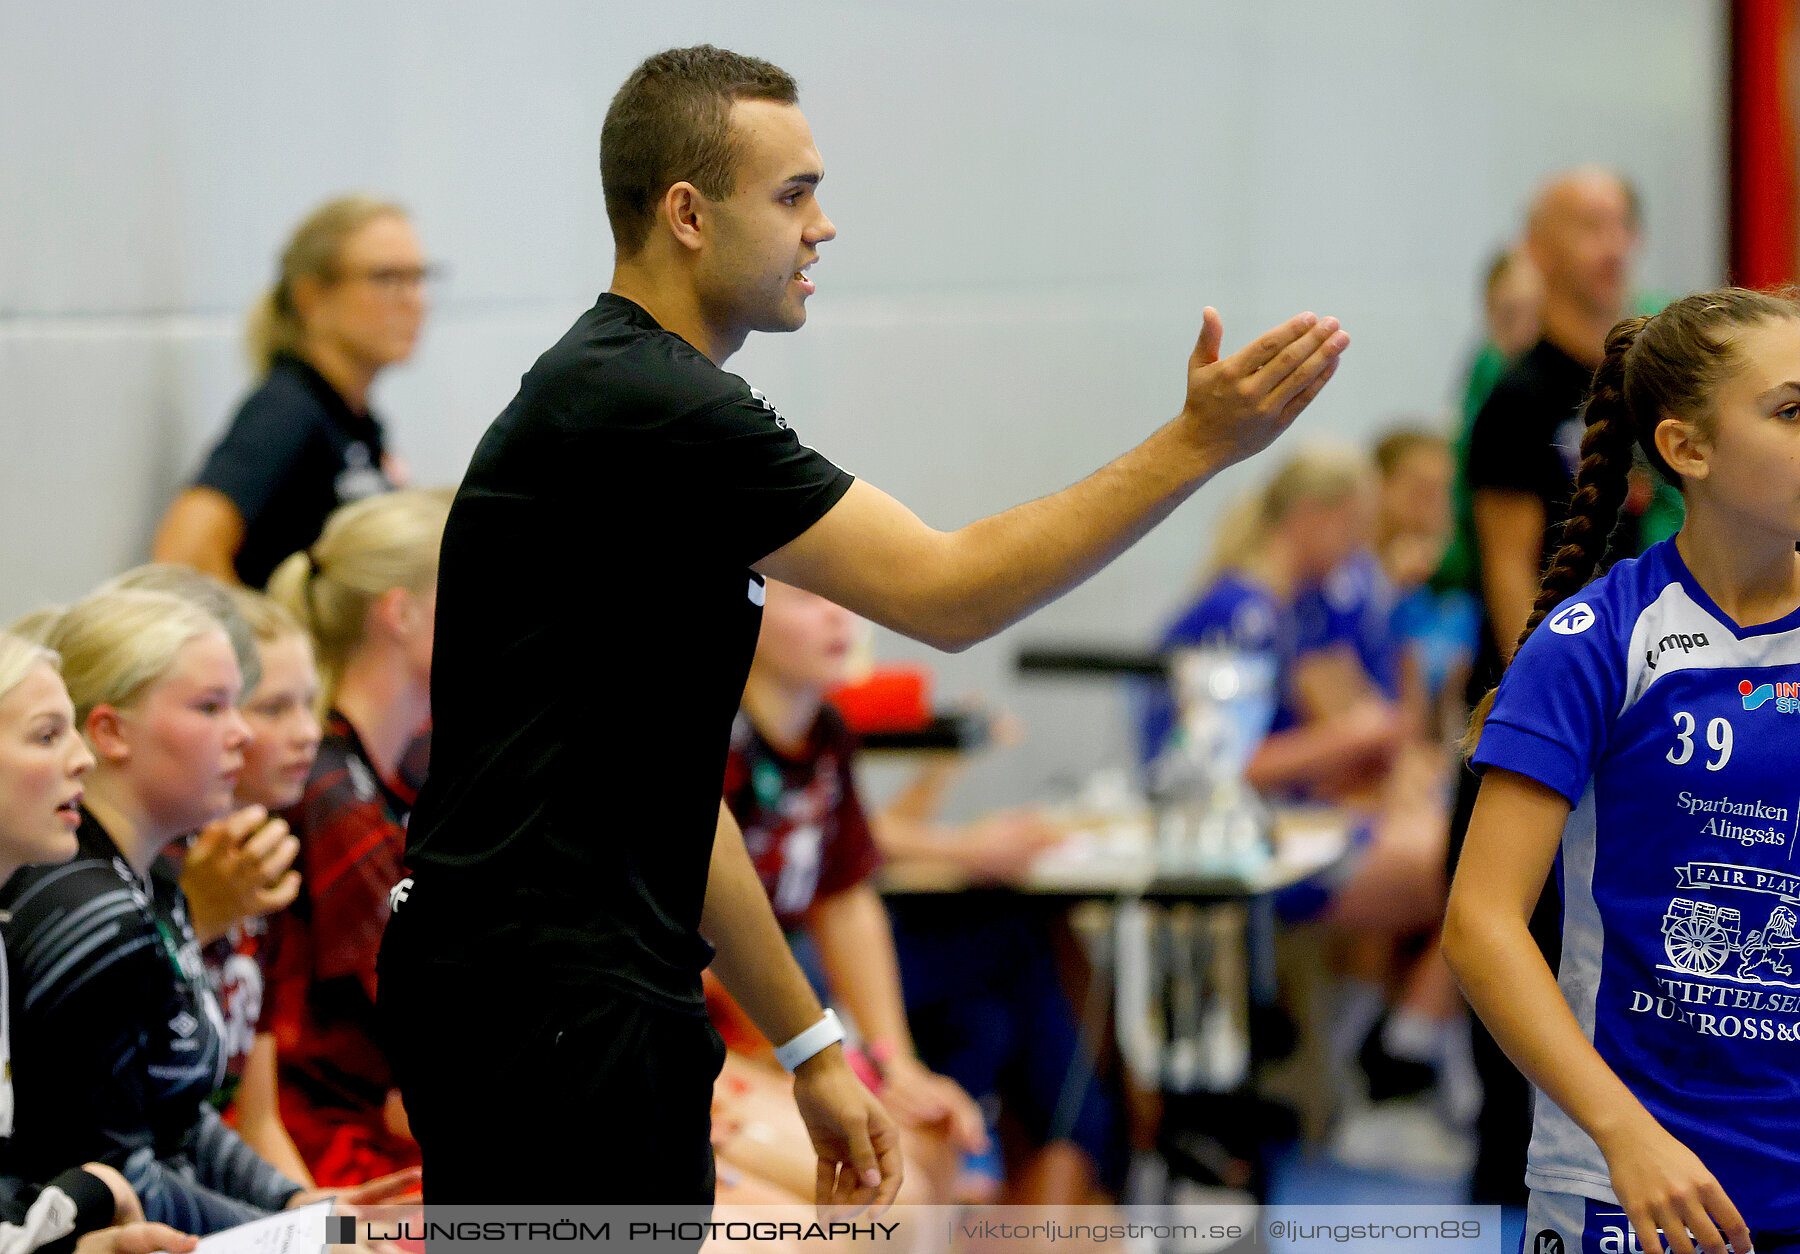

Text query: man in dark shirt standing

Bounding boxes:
[1454,166,1640,1205]
[1468,167,1642,680]
[376,45,1348,1210]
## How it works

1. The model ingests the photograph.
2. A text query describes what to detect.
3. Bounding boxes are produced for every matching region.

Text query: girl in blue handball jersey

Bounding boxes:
[1446,288,1800,1254]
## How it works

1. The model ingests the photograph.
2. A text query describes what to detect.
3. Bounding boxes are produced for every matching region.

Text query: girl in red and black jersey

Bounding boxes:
[263,490,447,1186]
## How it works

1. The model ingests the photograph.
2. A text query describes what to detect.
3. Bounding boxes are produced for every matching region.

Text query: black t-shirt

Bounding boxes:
[1466,338,1591,526]
[194,354,392,587]
[402,293,854,1012]
[1463,337,1595,693]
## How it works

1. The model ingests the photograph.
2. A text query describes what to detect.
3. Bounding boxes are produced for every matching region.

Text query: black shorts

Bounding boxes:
[377,879,726,1206]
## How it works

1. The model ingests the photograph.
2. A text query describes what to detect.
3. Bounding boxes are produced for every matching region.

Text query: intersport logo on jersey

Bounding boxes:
[1740,679,1800,713]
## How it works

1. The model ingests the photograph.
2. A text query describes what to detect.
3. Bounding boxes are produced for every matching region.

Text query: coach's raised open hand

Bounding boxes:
[1181,309,1349,471]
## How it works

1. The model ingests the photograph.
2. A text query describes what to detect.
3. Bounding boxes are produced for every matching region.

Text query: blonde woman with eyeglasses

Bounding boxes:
[154,195,432,588]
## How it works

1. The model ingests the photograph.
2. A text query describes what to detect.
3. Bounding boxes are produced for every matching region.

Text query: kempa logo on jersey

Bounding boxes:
[1548,603,1594,635]
[1645,631,1708,670]
[1740,679,1800,713]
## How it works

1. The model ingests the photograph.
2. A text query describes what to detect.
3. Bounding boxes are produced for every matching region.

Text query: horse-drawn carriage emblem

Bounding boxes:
[1662,898,1798,980]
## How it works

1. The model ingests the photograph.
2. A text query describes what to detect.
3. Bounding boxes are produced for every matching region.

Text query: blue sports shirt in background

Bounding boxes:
[1293,548,1404,700]
[1138,570,1296,768]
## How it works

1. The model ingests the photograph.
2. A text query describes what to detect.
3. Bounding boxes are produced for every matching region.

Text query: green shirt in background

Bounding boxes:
[1630,290,1685,549]
[1432,342,1508,594]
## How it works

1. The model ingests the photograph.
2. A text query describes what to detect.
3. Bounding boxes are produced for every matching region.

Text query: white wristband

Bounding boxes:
[774,1009,845,1072]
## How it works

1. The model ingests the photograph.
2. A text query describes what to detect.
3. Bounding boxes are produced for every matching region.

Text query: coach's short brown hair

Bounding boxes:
[601,46,799,257]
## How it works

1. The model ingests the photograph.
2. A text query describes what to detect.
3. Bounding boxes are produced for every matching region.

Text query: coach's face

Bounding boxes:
[701,99,836,335]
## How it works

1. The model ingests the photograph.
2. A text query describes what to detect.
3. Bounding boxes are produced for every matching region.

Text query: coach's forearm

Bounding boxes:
[920,420,1218,649]
[762,313,1344,651]
[699,803,827,1046]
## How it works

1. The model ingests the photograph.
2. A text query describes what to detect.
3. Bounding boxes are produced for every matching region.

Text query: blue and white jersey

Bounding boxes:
[1293,549,1403,699]
[1138,571,1294,766]
[1472,538,1800,1228]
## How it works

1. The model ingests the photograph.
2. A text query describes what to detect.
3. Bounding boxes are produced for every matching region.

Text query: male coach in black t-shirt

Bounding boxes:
[376,45,1348,1210]
[1466,167,1641,690]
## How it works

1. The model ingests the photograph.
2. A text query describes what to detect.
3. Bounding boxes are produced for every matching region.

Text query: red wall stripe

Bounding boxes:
[1731,0,1799,289]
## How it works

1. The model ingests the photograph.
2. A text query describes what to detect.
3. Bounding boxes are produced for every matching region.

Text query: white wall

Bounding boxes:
[0,0,1727,815]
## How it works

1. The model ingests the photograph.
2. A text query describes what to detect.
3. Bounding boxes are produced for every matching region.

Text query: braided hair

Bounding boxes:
[1464,286,1800,755]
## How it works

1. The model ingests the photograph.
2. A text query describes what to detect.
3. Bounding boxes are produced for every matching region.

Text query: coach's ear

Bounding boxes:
[663,181,708,254]
[1654,413,1710,482]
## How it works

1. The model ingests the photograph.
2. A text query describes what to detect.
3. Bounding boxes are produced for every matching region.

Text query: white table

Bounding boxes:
[879,808,1352,1094]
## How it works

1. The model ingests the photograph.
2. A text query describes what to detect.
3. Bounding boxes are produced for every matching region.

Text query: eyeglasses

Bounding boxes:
[335,263,448,295]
